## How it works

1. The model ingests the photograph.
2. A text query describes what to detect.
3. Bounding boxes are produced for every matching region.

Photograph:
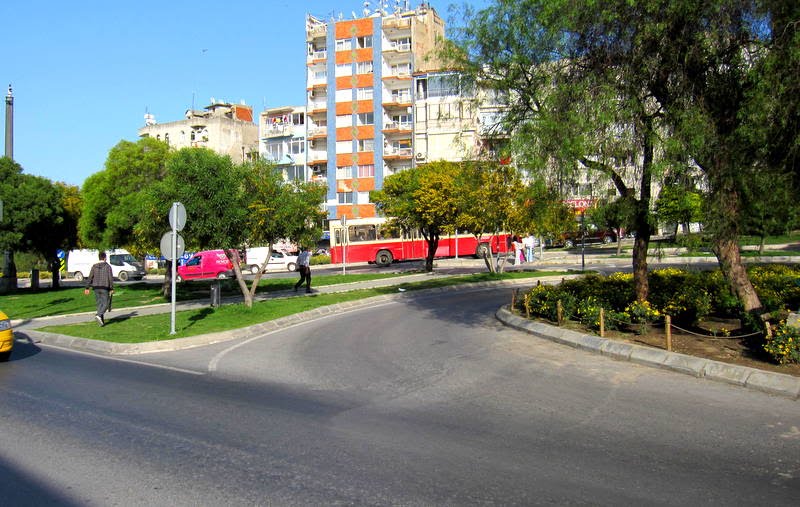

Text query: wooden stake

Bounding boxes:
[665,315,672,351]
[557,300,563,326]
[765,321,772,339]
[511,289,517,311]
[599,307,605,337]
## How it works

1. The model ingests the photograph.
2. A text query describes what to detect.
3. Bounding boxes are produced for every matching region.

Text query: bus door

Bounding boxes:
[404,229,425,260]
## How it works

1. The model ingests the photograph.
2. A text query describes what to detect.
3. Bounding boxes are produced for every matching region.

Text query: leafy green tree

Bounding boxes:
[371,161,461,272]
[517,180,576,248]
[135,148,247,296]
[654,186,704,238]
[740,171,799,253]
[0,158,75,290]
[79,137,170,249]
[454,160,524,272]
[588,196,637,255]
[237,160,326,307]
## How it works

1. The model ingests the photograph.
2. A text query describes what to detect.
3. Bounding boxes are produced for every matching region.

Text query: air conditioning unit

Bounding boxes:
[415,152,426,160]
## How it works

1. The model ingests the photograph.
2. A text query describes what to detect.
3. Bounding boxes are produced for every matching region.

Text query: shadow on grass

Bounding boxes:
[187,307,215,328]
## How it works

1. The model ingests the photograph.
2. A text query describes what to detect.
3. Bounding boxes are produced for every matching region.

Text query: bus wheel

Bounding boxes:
[375,250,393,267]
[475,243,490,259]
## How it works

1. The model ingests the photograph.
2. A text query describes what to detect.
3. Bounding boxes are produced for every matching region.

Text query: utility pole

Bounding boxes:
[2,85,16,292]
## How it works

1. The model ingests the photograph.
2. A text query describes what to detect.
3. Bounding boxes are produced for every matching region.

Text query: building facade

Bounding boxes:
[258,105,312,183]
[305,2,446,220]
[138,100,259,163]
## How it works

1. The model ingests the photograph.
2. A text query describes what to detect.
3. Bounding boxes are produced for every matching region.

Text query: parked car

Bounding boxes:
[244,247,298,274]
[0,309,13,362]
[547,228,617,249]
[67,248,146,282]
[176,250,235,282]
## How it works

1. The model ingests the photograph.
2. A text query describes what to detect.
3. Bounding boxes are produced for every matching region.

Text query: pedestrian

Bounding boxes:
[512,235,525,265]
[83,251,114,326]
[294,246,312,293]
[523,233,535,262]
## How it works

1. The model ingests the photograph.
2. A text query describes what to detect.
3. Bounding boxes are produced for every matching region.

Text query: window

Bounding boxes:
[357,164,375,177]
[290,113,305,126]
[356,112,374,125]
[336,63,352,77]
[335,114,352,128]
[335,38,352,51]
[289,138,305,155]
[349,224,376,242]
[357,35,373,49]
[338,192,354,204]
[357,139,375,152]
[391,37,411,51]
[286,165,306,182]
[390,63,411,75]
[391,114,412,126]
[428,74,460,98]
[357,87,374,100]
[336,166,352,179]
[356,61,374,74]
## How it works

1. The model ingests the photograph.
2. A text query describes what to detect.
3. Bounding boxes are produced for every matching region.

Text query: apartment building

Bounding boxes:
[305,2,445,220]
[258,106,313,183]
[138,100,259,163]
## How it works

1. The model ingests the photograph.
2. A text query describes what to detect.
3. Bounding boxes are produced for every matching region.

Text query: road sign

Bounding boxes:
[160,232,185,259]
[169,202,187,232]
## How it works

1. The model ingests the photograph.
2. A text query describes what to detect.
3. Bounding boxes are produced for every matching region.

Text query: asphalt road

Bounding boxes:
[2,286,799,505]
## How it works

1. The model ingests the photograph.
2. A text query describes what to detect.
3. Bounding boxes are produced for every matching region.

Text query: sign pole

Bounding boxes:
[341,215,347,276]
[170,203,178,335]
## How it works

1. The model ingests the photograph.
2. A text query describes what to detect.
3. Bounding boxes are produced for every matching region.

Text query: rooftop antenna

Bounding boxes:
[363,0,371,16]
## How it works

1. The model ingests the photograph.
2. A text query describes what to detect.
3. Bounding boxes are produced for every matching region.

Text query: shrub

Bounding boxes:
[310,255,331,265]
[522,284,576,323]
[764,322,800,364]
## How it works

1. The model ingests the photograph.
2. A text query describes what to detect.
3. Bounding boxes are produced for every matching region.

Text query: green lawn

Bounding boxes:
[0,272,408,319]
[37,271,563,343]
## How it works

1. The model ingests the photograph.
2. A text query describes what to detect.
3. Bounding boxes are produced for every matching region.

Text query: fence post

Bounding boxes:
[511,289,517,312]
[557,300,563,326]
[599,307,605,338]
[665,315,672,352]
[765,321,772,339]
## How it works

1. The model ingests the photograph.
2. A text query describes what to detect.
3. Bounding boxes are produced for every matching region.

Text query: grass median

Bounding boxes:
[36,271,568,343]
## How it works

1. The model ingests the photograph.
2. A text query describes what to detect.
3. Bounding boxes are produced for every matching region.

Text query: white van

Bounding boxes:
[67,249,146,282]
[244,247,298,274]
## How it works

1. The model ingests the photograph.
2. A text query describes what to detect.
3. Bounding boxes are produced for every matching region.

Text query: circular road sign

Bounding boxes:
[169,202,187,232]
[160,232,185,259]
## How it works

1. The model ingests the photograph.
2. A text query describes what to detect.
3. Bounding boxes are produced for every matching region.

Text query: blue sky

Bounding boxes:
[2,0,487,188]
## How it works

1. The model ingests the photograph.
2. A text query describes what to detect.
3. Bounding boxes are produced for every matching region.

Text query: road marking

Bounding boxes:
[38,342,206,376]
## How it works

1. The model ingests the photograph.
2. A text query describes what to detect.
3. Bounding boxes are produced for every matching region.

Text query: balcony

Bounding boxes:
[306,49,327,63]
[382,122,413,134]
[308,126,328,139]
[382,17,411,31]
[262,124,291,138]
[383,147,413,160]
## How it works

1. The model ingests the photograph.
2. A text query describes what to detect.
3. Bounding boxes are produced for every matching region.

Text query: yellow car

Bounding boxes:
[0,310,13,361]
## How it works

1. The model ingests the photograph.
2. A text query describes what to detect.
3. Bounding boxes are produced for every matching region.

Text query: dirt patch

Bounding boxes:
[557,320,800,377]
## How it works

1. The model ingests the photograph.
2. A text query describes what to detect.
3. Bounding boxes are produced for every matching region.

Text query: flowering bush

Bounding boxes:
[575,296,603,330]
[764,321,800,364]
[624,300,661,323]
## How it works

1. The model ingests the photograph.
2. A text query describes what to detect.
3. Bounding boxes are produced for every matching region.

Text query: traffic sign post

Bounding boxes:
[341,215,347,276]
[161,202,187,335]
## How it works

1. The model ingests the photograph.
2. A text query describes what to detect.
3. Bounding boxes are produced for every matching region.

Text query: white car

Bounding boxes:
[245,248,298,274]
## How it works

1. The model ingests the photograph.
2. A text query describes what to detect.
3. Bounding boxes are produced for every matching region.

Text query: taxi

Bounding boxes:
[0,309,13,361]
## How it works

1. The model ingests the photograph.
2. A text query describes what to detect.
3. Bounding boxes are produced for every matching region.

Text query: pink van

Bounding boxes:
[176,250,234,281]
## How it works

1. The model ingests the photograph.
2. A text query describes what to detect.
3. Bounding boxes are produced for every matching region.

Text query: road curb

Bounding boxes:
[495,305,800,400]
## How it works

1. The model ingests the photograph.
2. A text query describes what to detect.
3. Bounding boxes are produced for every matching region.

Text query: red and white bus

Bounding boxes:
[329,217,511,266]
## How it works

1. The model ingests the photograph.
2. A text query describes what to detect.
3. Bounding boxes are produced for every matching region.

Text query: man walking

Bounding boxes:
[84,251,114,326]
[294,247,312,294]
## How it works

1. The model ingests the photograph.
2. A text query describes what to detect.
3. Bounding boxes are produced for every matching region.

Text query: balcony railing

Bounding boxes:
[383,122,413,132]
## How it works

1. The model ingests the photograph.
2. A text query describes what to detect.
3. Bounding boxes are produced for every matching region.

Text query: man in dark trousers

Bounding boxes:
[294,247,312,294]
[84,251,114,326]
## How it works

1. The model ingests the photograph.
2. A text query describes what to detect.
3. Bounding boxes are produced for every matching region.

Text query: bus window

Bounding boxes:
[334,228,344,245]
[349,225,376,242]
[377,225,402,239]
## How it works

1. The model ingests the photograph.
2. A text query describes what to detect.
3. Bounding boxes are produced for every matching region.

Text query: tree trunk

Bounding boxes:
[162,260,173,298]
[714,237,761,312]
[425,237,438,272]
[631,120,655,302]
[50,258,60,289]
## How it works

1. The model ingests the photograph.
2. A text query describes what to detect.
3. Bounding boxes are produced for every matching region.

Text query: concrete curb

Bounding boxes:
[496,305,800,400]
[21,278,540,356]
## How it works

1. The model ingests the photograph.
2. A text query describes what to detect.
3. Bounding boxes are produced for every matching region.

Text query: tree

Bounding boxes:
[454,160,524,272]
[371,161,461,272]
[518,180,579,250]
[135,148,247,296]
[79,137,170,249]
[0,158,75,291]
[588,196,637,255]
[237,160,326,307]
[444,0,666,300]
[654,185,704,238]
